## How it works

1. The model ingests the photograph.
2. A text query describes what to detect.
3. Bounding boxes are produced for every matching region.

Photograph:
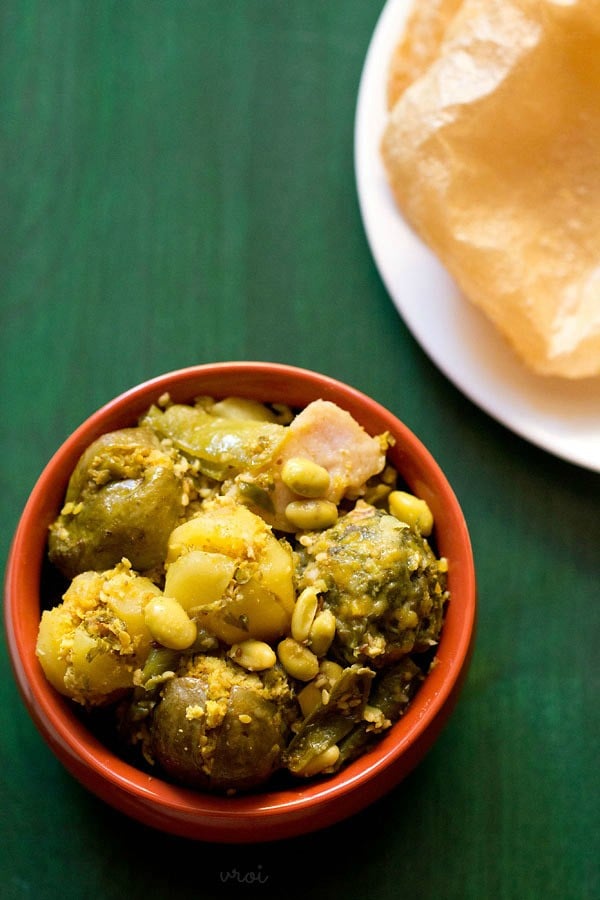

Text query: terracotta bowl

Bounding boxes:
[4,362,476,843]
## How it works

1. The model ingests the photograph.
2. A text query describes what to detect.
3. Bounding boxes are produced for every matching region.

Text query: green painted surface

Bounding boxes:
[2,3,598,898]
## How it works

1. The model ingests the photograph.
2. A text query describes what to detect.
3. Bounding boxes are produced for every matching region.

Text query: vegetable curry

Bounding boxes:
[36,394,449,793]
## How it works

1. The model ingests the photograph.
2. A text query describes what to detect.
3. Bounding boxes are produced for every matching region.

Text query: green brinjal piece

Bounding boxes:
[149,670,291,793]
[150,676,211,789]
[209,685,286,791]
[284,665,374,777]
[47,427,184,579]
[141,404,286,481]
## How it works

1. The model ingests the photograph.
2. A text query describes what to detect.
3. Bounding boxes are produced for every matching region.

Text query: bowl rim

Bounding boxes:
[4,361,476,840]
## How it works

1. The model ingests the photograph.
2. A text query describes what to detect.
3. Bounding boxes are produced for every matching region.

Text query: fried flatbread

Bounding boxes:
[382,0,600,378]
[387,0,464,109]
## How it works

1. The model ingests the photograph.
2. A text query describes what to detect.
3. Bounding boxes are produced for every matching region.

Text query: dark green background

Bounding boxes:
[2,2,598,898]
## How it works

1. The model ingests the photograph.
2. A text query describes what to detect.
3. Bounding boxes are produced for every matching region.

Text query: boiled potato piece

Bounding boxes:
[165,497,295,644]
[164,550,236,611]
[36,605,72,694]
[167,498,267,562]
[36,561,158,705]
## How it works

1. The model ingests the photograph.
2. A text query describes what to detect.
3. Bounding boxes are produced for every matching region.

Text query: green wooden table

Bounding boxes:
[2,3,598,898]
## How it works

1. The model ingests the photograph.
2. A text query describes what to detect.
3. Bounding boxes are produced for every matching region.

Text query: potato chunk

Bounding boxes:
[36,561,158,705]
[165,497,295,644]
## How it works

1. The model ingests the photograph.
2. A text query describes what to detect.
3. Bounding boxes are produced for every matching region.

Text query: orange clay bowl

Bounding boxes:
[4,362,476,843]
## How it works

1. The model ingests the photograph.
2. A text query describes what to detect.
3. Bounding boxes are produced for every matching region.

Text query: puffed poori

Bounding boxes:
[382,0,600,378]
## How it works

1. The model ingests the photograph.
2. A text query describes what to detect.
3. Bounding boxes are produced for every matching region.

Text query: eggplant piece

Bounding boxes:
[209,685,284,791]
[48,427,184,579]
[150,677,209,788]
[148,660,294,792]
[142,403,286,481]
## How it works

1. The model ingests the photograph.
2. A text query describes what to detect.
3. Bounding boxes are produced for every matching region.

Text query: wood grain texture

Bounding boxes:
[1,3,598,899]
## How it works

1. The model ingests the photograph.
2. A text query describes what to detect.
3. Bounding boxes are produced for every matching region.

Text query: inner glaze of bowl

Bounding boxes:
[4,362,476,842]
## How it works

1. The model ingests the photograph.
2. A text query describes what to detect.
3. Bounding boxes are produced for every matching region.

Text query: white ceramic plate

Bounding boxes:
[354,0,600,473]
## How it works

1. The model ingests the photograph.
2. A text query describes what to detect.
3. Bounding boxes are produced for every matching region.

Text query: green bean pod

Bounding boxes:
[336,657,424,767]
[283,665,374,776]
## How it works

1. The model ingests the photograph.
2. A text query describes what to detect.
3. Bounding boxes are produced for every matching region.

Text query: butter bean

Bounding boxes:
[228,639,276,671]
[318,658,343,685]
[308,609,336,656]
[144,596,197,650]
[291,586,319,643]
[285,499,338,531]
[281,457,331,498]
[296,744,340,777]
[388,490,434,536]
[277,638,319,681]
